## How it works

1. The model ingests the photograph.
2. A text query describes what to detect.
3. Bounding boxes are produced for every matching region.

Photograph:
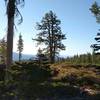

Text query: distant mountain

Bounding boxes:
[13,52,35,61]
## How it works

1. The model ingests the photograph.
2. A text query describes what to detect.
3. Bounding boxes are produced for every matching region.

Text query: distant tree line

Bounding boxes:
[65,53,100,65]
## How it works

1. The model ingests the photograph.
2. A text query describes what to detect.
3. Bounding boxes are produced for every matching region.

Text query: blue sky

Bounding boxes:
[0,0,100,56]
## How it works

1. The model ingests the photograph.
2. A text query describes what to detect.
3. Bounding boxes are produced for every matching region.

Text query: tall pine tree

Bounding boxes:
[17,33,23,61]
[5,0,25,67]
[33,11,66,63]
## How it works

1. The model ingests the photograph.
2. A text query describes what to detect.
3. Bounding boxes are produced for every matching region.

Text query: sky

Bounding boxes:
[0,0,100,56]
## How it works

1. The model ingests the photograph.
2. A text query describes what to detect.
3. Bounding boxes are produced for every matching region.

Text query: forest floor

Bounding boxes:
[0,62,100,100]
[46,63,100,100]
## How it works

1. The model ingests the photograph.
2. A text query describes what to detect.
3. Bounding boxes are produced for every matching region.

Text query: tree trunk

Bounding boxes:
[51,17,55,64]
[50,46,53,63]
[6,17,14,68]
[5,16,14,84]
[19,52,21,62]
[6,0,15,68]
[48,21,53,64]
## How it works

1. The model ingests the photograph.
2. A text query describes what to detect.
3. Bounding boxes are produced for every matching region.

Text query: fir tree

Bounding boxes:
[17,33,24,61]
[0,38,7,63]
[37,48,48,65]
